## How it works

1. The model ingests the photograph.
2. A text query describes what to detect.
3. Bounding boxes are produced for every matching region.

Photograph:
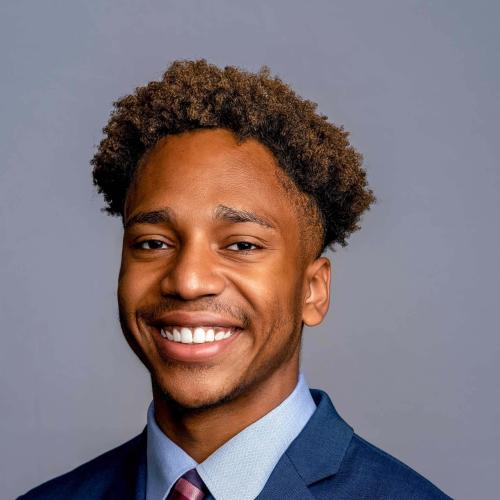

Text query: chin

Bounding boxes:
[154,370,244,412]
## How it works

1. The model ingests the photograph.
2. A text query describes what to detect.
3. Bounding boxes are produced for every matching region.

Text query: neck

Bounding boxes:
[151,362,299,462]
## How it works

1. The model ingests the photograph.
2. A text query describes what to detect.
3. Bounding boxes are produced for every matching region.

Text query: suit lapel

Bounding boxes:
[100,428,147,500]
[133,434,147,500]
[255,453,315,500]
[257,389,353,499]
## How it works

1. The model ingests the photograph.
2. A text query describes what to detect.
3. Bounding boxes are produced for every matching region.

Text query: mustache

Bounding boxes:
[138,298,251,329]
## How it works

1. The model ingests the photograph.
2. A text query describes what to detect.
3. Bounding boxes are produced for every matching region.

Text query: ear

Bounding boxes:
[302,257,331,327]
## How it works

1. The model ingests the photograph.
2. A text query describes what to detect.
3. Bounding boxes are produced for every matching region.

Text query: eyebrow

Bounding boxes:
[124,205,276,230]
[124,208,175,229]
[213,205,276,230]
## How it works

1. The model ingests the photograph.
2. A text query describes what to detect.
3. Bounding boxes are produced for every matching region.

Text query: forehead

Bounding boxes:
[125,128,299,229]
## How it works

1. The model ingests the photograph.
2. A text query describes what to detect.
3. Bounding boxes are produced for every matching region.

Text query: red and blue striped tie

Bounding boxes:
[168,468,208,500]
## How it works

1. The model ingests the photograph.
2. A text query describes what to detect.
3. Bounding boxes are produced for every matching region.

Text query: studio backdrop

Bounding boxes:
[1,1,499,499]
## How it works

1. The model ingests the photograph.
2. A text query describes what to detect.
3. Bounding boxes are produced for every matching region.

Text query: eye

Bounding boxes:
[133,239,169,250]
[226,241,261,251]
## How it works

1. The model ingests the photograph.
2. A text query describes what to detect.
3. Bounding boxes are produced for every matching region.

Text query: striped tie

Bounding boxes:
[168,468,208,500]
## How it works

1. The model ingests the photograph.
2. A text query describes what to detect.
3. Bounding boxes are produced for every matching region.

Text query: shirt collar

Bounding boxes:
[146,372,316,500]
[146,405,197,500]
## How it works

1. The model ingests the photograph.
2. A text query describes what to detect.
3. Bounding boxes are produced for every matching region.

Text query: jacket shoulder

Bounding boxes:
[326,433,452,499]
[18,432,145,500]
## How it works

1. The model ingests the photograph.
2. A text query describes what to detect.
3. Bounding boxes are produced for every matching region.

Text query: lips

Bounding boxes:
[151,310,243,329]
[149,311,244,363]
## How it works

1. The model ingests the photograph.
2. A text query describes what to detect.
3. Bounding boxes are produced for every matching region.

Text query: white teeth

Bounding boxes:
[160,328,174,340]
[214,331,225,341]
[181,327,193,343]
[193,327,205,343]
[161,326,234,343]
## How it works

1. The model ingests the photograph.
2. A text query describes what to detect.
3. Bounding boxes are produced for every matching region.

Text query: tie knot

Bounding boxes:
[169,468,208,500]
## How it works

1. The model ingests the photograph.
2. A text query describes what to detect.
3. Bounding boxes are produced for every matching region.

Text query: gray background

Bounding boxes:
[1,1,498,498]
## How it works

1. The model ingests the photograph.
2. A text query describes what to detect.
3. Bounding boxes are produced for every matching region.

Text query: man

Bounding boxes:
[20,60,450,499]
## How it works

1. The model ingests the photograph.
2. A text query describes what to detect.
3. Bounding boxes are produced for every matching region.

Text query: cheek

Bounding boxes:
[118,262,156,310]
[231,260,282,299]
[231,258,301,321]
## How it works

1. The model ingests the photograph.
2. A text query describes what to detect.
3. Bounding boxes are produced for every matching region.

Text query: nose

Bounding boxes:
[160,239,226,300]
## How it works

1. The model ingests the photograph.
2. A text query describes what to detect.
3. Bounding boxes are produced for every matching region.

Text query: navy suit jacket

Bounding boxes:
[19,389,451,499]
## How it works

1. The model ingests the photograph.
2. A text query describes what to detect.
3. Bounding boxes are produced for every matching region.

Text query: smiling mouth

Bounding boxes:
[152,324,242,363]
[159,326,238,344]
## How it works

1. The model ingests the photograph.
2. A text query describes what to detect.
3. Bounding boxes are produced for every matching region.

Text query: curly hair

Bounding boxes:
[91,59,375,253]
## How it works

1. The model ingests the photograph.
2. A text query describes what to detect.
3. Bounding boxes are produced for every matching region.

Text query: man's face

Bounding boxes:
[118,128,325,410]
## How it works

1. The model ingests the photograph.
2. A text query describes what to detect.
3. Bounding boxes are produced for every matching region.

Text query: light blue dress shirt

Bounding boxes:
[146,372,317,500]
